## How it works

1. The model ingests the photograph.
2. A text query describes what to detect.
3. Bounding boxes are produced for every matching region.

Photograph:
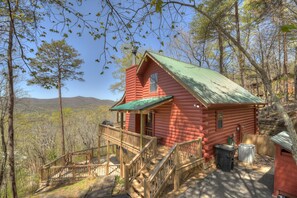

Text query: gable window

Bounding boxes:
[150,73,158,92]
[217,112,223,130]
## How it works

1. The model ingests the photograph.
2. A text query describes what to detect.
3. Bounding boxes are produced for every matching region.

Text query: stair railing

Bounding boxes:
[124,137,157,190]
[144,138,203,198]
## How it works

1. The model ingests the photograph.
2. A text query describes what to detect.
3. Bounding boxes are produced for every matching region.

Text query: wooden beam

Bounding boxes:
[120,113,124,177]
[98,129,101,164]
[120,112,124,129]
[140,113,145,149]
[174,145,180,191]
[106,140,110,175]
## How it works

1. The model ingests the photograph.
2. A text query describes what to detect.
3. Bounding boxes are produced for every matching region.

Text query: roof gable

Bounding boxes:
[137,51,264,107]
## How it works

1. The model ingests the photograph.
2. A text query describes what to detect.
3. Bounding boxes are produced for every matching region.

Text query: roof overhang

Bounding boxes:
[110,92,126,109]
[110,96,173,113]
[271,131,292,152]
[207,103,266,109]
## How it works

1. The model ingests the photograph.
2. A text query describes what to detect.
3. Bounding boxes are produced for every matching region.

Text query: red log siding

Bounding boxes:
[273,145,297,197]
[125,113,135,132]
[203,106,256,157]
[139,59,205,146]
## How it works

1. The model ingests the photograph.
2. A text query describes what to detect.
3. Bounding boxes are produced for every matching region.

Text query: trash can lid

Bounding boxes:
[214,144,235,151]
[239,143,255,148]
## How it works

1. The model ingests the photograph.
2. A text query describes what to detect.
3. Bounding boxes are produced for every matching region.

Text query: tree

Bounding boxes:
[28,40,84,155]
[0,69,8,189]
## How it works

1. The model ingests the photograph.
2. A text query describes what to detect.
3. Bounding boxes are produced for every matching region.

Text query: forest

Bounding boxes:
[1,0,297,197]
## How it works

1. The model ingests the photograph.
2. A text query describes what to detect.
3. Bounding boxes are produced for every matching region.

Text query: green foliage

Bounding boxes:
[281,24,297,32]
[0,106,114,197]
[151,0,163,13]
[28,40,84,89]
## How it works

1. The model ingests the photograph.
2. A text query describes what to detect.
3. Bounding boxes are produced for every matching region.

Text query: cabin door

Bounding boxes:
[145,113,154,136]
[135,113,154,136]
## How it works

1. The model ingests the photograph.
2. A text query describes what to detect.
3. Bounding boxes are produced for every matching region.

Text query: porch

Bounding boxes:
[39,124,204,198]
[99,124,204,198]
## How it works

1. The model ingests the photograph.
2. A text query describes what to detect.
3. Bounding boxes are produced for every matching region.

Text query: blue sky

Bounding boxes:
[19,1,194,101]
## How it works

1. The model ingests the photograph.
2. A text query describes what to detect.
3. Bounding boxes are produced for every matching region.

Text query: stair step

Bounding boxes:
[129,187,143,198]
[150,158,162,164]
[132,179,144,197]
[137,172,148,180]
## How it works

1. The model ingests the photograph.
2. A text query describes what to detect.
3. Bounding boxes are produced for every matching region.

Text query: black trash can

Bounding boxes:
[214,144,235,172]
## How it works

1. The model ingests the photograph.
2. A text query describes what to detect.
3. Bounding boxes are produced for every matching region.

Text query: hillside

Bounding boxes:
[16,96,115,112]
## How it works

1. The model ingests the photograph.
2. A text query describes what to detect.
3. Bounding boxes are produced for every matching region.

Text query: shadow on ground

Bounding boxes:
[176,164,274,198]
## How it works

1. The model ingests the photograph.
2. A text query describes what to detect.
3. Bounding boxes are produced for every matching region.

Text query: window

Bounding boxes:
[150,73,158,92]
[217,112,223,130]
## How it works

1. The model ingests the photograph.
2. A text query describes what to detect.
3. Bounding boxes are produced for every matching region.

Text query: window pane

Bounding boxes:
[150,73,158,92]
[217,113,223,129]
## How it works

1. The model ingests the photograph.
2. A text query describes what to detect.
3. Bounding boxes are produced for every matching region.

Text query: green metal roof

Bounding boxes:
[110,96,173,111]
[147,52,264,106]
[271,131,292,152]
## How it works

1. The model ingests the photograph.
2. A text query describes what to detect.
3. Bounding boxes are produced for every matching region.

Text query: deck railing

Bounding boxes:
[99,124,158,191]
[44,164,120,182]
[99,124,153,154]
[124,137,157,190]
[144,138,203,198]
[40,145,116,184]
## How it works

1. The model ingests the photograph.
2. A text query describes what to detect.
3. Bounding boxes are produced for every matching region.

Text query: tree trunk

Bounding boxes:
[218,30,224,75]
[235,1,245,88]
[294,48,297,100]
[195,7,297,163]
[278,32,283,95]
[7,1,18,195]
[283,32,289,102]
[0,116,7,187]
[58,71,65,155]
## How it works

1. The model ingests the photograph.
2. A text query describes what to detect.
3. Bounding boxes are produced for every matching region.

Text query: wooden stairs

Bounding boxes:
[128,147,168,198]
[99,125,204,198]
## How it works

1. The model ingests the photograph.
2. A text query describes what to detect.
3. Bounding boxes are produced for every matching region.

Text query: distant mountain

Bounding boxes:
[16,96,115,112]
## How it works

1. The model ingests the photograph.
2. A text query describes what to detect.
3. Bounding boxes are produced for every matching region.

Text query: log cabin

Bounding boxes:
[111,51,264,160]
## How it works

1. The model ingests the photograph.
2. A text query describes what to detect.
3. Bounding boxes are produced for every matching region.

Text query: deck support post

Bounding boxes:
[106,140,110,175]
[98,131,101,164]
[120,112,124,177]
[124,164,129,190]
[174,145,180,191]
[140,113,145,149]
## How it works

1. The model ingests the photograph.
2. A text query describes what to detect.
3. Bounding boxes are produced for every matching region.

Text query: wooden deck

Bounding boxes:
[99,124,204,198]
[40,147,120,186]
[39,125,204,197]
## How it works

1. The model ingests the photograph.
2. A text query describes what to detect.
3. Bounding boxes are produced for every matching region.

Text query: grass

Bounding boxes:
[32,177,98,198]
[112,176,125,195]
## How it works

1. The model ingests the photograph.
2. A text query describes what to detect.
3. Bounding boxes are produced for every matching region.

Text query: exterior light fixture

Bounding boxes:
[194,104,200,108]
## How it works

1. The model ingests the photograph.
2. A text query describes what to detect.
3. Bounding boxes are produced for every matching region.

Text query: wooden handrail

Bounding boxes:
[124,137,157,190]
[145,138,203,198]
[43,154,67,167]
[49,164,120,169]
[148,144,177,181]
[99,124,154,141]
[177,138,201,147]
